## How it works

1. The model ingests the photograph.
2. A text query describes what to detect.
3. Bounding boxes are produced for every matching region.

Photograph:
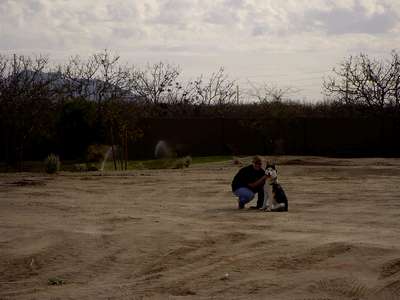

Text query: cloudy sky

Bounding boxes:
[1,0,400,101]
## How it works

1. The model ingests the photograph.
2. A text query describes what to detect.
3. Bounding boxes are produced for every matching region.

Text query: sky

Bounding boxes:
[1,0,400,102]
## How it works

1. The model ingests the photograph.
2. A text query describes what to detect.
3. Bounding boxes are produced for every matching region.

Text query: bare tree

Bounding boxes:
[247,81,299,103]
[162,80,198,105]
[60,54,100,101]
[61,50,133,104]
[323,51,400,114]
[130,62,181,104]
[93,50,133,104]
[192,67,236,106]
[102,98,143,170]
[92,50,142,169]
[0,54,60,170]
[387,51,400,115]
[60,50,142,170]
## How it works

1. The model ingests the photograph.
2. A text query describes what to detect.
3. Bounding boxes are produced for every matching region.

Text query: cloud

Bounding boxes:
[149,0,199,28]
[1,0,400,53]
[1,0,400,102]
[303,0,399,35]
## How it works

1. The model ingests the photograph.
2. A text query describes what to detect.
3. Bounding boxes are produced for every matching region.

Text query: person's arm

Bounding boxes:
[248,175,267,189]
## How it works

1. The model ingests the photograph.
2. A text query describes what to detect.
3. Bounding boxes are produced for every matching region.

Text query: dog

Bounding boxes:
[260,164,288,212]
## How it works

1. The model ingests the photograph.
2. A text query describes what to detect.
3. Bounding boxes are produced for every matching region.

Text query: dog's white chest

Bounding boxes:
[264,180,274,198]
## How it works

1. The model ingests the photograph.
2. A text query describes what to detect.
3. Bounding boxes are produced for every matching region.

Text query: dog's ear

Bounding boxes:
[268,164,277,174]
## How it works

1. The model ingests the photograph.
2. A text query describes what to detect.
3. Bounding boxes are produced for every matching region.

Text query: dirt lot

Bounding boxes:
[1,156,400,300]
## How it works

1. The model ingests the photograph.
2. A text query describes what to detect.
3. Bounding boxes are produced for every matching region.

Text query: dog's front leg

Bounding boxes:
[260,182,270,210]
[267,184,279,210]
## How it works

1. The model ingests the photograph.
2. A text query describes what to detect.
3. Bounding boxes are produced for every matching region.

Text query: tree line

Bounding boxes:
[0,50,399,170]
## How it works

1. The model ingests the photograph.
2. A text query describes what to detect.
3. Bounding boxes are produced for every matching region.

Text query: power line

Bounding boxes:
[239,76,325,83]
[243,69,331,79]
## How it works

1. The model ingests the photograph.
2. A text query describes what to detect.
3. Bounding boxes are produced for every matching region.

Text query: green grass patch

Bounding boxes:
[0,155,233,173]
[190,155,232,164]
[101,155,231,170]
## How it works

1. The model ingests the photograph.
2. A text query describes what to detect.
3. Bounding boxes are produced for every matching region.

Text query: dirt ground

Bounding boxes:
[1,156,400,300]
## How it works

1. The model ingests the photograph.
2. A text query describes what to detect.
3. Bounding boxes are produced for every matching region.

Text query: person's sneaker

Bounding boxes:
[238,201,245,209]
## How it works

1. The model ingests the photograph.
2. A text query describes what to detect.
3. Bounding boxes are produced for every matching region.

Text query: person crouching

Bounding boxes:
[231,156,267,209]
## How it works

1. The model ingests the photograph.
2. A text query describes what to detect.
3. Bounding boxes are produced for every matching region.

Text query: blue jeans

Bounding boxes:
[233,187,255,206]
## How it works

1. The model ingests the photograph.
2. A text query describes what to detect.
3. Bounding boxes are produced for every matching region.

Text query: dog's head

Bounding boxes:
[265,164,277,181]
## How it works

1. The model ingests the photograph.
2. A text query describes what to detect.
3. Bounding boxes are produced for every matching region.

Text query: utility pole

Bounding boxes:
[13,53,17,76]
[345,68,349,104]
[236,85,239,104]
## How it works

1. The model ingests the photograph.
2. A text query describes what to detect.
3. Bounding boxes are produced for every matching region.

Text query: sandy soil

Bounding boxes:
[1,156,400,300]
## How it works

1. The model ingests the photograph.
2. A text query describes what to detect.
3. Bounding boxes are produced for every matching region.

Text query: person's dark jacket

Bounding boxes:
[231,165,265,193]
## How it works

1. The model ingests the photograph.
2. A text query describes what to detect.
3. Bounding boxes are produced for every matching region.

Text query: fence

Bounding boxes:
[131,117,400,158]
[0,117,399,162]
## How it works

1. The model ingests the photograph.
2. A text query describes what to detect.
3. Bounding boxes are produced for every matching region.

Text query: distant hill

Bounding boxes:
[5,70,137,101]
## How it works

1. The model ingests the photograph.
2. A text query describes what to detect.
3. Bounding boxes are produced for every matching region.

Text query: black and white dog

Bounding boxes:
[260,164,288,212]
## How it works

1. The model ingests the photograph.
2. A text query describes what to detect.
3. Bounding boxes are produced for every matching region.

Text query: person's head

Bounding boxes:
[252,155,263,170]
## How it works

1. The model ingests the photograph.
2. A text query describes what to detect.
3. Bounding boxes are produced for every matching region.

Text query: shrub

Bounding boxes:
[172,156,192,169]
[44,154,60,174]
[86,163,99,171]
[183,156,192,167]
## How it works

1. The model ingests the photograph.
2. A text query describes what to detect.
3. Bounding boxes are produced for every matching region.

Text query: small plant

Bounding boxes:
[48,277,65,285]
[86,163,99,171]
[44,154,60,174]
[172,156,192,169]
[183,156,192,167]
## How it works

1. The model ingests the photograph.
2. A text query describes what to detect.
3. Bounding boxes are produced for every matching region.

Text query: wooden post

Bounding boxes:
[124,127,128,170]
[110,126,117,170]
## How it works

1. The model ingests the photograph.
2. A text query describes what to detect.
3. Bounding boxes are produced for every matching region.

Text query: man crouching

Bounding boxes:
[231,156,267,209]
